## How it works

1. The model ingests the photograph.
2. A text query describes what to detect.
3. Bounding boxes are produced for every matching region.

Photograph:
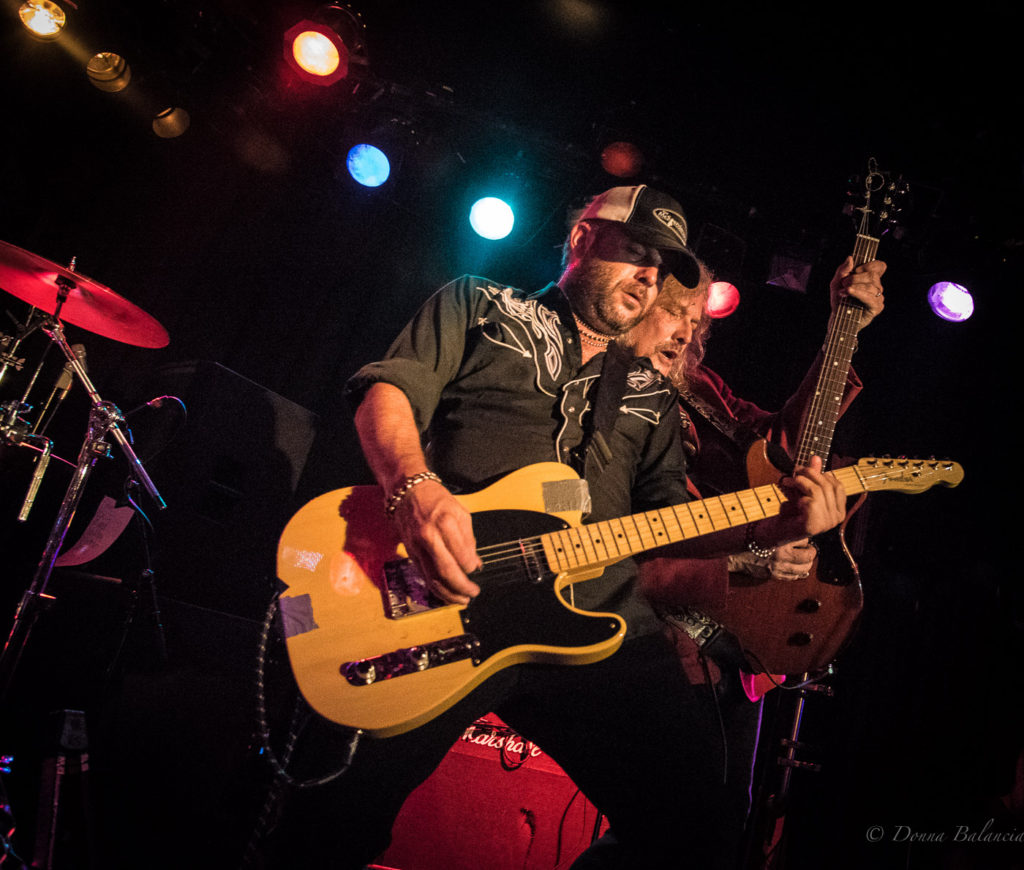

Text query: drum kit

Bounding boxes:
[0,238,170,696]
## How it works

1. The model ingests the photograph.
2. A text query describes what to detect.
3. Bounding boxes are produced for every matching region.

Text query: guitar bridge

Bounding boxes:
[383,557,443,618]
[341,634,482,686]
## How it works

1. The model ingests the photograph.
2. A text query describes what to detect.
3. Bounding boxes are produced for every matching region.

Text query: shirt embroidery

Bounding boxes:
[480,283,565,390]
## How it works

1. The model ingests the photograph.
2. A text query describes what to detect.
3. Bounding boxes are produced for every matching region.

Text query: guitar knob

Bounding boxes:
[343,659,378,685]
[796,599,821,613]
[405,646,431,671]
[787,632,813,647]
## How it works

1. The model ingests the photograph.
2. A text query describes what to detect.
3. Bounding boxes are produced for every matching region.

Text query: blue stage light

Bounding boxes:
[469,197,515,240]
[346,144,390,187]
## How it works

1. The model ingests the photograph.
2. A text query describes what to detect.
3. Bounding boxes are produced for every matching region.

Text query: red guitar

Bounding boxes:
[702,160,910,677]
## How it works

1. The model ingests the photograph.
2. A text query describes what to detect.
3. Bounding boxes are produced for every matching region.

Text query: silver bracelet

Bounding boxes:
[745,523,776,560]
[385,471,441,516]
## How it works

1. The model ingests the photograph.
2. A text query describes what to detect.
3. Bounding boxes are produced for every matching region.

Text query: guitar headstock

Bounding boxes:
[844,157,910,242]
[856,457,964,494]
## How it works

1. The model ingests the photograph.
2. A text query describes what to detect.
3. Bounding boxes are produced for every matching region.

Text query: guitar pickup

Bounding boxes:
[341,634,482,686]
[383,557,443,618]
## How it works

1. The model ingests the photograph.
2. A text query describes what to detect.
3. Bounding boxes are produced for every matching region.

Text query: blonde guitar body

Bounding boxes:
[277,463,623,738]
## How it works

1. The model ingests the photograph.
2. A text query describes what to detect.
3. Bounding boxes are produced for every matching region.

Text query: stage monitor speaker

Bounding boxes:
[375,714,608,870]
[121,360,318,619]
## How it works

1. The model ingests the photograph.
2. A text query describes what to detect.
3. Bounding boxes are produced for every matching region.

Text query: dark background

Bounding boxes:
[0,3,1018,868]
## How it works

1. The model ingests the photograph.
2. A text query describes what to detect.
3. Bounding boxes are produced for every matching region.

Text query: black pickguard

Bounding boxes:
[460,509,622,660]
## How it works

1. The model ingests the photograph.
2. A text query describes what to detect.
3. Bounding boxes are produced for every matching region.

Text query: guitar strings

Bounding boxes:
[469,494,774,581]
[799,237,876,468]
[467,463,942,582]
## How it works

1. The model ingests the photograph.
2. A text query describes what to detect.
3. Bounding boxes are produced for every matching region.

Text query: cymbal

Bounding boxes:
[0,240,169,348]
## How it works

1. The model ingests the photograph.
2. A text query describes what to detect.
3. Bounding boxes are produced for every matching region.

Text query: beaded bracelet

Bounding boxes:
[744,523,776,560]
[385,471,442,516]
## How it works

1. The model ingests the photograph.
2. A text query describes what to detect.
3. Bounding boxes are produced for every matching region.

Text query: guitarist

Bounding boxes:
[262,185,849,870]
[614,255,885,859]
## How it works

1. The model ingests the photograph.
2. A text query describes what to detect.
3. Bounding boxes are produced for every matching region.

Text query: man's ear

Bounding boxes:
[567,220,593,260]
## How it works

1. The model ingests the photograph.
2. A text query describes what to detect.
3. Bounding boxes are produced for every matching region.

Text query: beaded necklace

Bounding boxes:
[573,314,614,349]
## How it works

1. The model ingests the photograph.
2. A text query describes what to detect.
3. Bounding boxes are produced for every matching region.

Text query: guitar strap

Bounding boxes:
[677,386,794,475]
[581,342,633,480]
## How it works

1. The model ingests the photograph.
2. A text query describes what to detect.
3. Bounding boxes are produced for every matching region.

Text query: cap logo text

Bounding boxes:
[653,208,688,244]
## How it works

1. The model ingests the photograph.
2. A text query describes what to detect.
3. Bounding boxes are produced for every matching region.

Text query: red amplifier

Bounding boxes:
[373,714,608,870]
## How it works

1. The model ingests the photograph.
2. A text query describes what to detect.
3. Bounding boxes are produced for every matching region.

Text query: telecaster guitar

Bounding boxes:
[706,160,910,678]
[277,457,960,737]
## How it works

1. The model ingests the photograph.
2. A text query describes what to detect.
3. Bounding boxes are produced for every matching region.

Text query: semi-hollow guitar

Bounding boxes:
[277,456,960,737]
[703,159,910,676]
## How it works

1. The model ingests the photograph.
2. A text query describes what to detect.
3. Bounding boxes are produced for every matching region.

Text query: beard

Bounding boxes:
[562,257,651,335]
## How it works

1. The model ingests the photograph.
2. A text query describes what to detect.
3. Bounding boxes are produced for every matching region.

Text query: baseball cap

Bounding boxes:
[577,184,701,288]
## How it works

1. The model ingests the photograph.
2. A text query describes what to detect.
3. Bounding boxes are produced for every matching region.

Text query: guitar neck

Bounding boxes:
[793,232,878,468]
[540,466,870,574]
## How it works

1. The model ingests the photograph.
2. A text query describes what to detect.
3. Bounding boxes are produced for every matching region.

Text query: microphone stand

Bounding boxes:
[0,316,166,701]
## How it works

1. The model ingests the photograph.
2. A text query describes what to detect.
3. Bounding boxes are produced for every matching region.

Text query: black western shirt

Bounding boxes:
[346,275,689,638]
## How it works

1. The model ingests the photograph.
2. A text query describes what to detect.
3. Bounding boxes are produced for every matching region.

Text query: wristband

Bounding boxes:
[385,471,442,516]
[744,523,776,560]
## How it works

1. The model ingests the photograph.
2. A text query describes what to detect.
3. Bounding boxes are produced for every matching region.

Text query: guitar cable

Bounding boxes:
[241,596,363,867]
[699,652,730,787]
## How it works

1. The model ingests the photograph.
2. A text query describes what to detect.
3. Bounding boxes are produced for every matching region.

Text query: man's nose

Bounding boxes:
[637,268,659,288]
[636,250,664,286]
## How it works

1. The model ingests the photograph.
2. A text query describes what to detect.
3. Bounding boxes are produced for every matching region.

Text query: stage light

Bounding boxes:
[283,4,367,87]
[18,0,66,40]
[927,281,974,323]
[707,281,740,318]
[86,52,131,93]
[469,197,515,240]
[600,141,644,178]
[346,144,390,187]
[292,28,342,77]
[152,107,190,139]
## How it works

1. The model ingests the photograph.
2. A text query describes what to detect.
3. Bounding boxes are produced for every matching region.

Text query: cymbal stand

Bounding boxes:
[0,316,166,701]
[1,309,58,524]
[0,314,32,392]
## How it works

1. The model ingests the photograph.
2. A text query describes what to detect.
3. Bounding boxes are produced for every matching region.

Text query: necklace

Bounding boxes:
[573,314,614,349]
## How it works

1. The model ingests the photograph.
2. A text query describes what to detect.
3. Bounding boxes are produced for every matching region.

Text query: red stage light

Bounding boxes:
[600,141,644,178]
[707,281,740,318]
[284,20,349,85]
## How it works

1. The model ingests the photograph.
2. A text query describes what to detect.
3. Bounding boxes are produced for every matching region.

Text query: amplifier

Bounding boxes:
[375,714,608,870]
